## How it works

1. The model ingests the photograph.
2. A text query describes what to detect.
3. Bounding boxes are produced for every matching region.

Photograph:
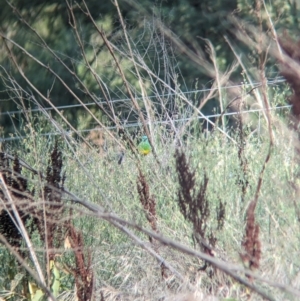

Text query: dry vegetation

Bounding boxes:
[1,1,300,301]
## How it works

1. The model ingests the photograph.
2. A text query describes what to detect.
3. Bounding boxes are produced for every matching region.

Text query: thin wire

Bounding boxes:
[0,77,286,116]
[0,105,291,142]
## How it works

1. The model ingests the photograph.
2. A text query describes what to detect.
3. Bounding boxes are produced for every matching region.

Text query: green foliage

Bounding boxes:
[1,0,297,136]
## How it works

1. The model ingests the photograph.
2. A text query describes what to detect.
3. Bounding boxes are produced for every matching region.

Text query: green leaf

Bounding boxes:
[28,282,44,301]
[50,260,60,297]
[10,273,24,293]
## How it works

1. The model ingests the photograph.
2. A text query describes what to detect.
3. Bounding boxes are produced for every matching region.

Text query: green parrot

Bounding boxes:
[138,136,152,155]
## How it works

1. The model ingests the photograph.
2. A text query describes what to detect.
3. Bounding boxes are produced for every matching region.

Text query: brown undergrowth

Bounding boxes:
[137,168,169,279]
[174,149,226,282]
[0,152,31,250]
[240,200,261,282]
[0,141,93,301]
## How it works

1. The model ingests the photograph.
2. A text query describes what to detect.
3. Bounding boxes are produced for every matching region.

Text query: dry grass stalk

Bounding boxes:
[175,149,216,260]
[137,168,158,236]
[38,141,66,261]
[216,200,226,231]
[237,106,249,203]
[240,200,261,280]
[137,168,169,279]
[67,223,94,301]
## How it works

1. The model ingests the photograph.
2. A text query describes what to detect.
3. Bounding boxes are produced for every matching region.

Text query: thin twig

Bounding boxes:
[0,232,57,301]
